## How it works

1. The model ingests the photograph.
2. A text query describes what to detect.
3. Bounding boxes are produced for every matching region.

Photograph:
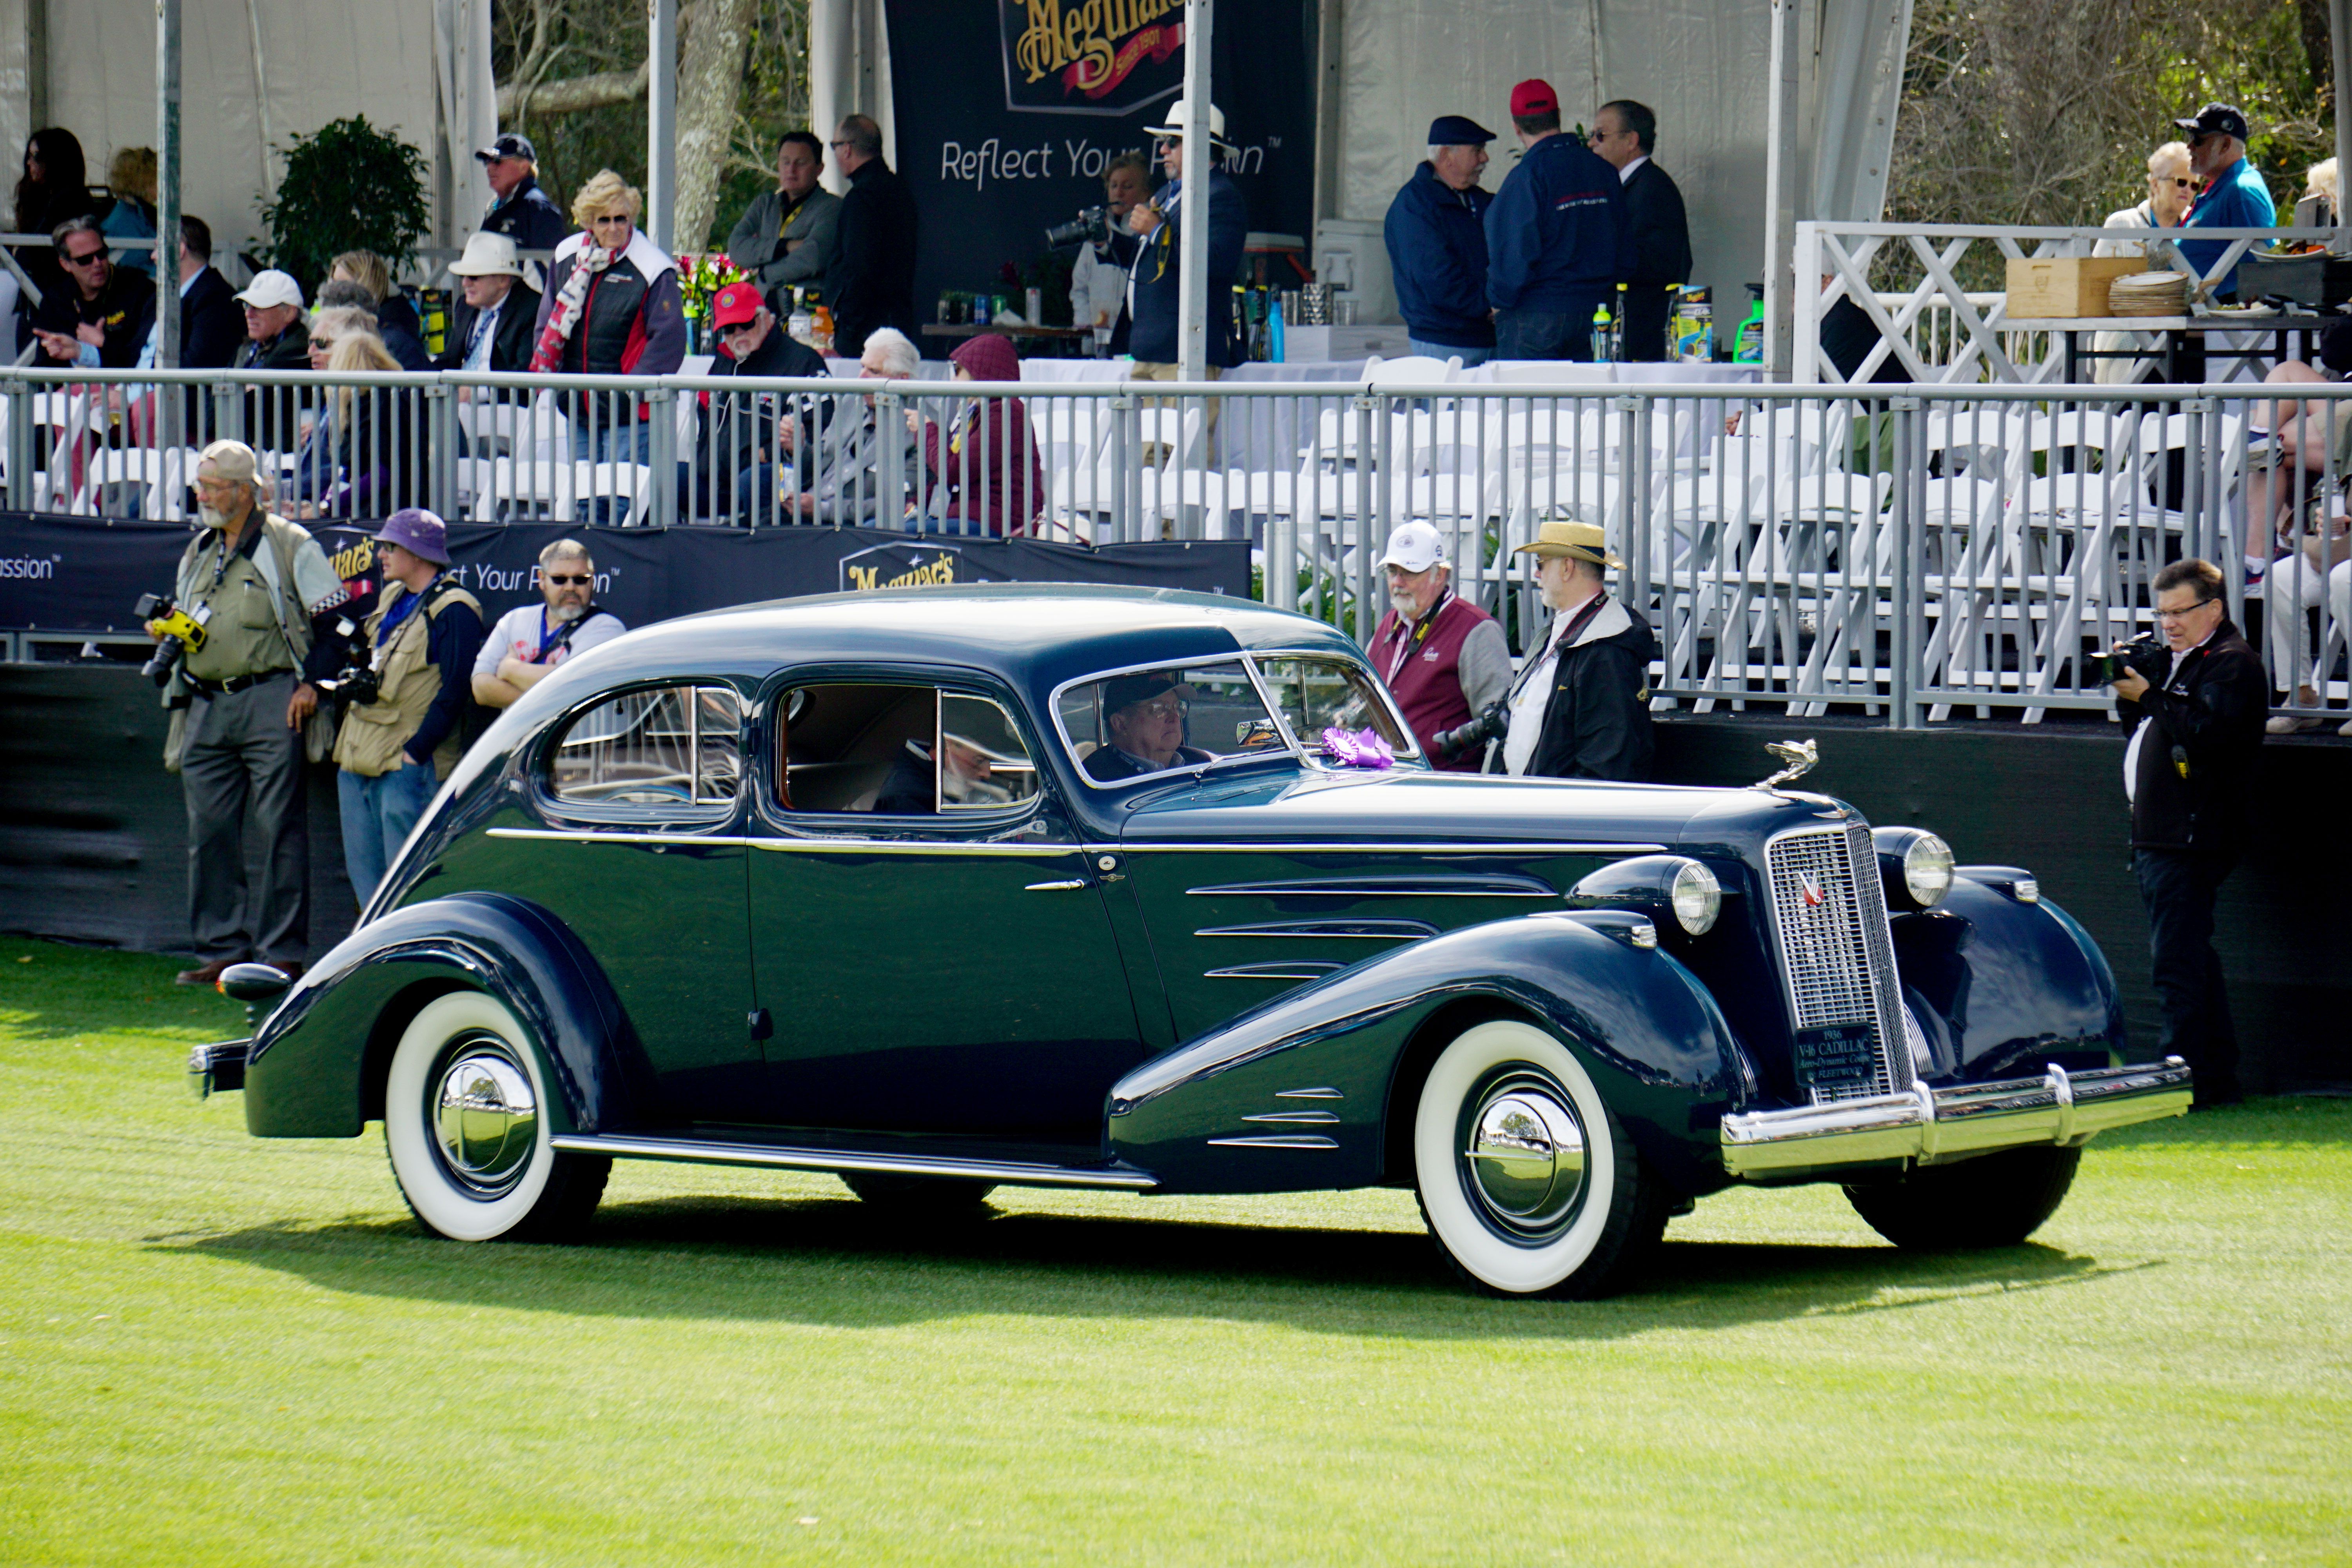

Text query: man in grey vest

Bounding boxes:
[149,440,349,985]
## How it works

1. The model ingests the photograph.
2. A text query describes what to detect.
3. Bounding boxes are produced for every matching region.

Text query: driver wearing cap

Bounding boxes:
[1084,671,1216,781]
[1367,522,1510,771]
[1498,515,1655,780]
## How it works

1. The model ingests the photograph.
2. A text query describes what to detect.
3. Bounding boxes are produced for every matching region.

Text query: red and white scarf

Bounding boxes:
[527,244,619,374]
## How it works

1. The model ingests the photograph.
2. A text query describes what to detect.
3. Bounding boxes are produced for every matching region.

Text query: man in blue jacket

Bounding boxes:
[1385,115,1497,366]
[2174,103,2275,301]
[1127,99,1249,377]
[1482,79,1628,360]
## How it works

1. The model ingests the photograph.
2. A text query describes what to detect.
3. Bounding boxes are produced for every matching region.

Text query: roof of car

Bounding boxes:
[546,584,1365,699]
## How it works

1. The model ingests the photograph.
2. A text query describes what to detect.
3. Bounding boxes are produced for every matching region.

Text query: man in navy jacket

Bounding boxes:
[1384,115,1496,365]
[1127,99,1249,373]
[1483,79,1628,361]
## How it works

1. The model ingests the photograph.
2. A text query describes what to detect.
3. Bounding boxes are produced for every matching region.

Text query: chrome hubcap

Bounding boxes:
[1461,1077,1586,1236]
[433,1042,537,1192]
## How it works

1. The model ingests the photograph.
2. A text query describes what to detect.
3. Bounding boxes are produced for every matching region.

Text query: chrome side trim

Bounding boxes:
[1203,962,1344,981]
[1186,874,1561,898]
[747,838,1071,856]
[488,828,751,847]
[1194,918,1437,941]
[548,1133,1159,1189]
[1719,1057,2192,1178]
[1142,841,1669,856]
[1204,1134,1340,1149]
[1275,1086,1345,1099]
[1025,879,1089,891]
[1240,1110,1341,1124]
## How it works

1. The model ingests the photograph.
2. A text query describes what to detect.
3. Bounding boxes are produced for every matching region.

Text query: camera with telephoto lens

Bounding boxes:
[1045,206,1113,249]
[1430,700,1509,761]
[312,615,381,708]
[134,592,207,685]
[2089,632,2165,688]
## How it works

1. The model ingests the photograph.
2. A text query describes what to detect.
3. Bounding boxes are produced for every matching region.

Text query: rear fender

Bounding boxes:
[242,891,644,1138]
[1107,913,1747,1196]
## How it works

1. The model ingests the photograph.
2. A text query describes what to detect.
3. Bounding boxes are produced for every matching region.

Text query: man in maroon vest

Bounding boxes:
[1368,522,1511,771]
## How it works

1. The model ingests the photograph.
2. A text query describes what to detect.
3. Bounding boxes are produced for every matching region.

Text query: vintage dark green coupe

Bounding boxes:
[192,585,2190,1297]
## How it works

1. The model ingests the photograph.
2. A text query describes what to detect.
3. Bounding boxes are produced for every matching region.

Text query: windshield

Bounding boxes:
[1056,653,1416,784]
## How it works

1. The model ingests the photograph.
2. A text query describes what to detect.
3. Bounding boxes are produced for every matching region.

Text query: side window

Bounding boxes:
[550,683,742,807]
[777,683,1040,815]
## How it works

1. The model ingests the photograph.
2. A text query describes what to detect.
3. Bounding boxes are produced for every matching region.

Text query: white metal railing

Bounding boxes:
[2,362,2343,733]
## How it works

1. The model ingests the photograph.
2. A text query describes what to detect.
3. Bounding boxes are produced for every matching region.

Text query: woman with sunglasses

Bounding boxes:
[2089,142,2196,385]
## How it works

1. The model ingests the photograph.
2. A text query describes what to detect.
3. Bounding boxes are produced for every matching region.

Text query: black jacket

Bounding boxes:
[483,176,572,254]
[1128,167,1249,366]
[434,279,542,373]
[696,326,827,475]
[233,321,312,450]
[1619,160,1692,361]
[1383,163,1494,349]
[832,159,919,358]
[180,267,244,368]
[1501,595,1657,782]
[2119,619,2266,857]
[376,292,431,371]
[31,266,154,368]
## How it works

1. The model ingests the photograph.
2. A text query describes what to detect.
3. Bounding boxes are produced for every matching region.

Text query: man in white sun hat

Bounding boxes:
[1498,513,1655,780]
[1126,98,1249,380]
[1367,521,1510,770]
[435,231,541,374]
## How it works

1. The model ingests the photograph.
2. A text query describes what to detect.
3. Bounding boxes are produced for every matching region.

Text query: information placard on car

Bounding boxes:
[1794,1024,1882,1093]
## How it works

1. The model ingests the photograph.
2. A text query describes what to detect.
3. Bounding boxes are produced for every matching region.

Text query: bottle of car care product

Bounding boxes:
[1590,302,1613,363]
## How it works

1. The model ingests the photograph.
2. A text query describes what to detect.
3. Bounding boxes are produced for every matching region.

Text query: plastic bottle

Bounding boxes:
[1612,282,1629,361]
[1735,282,1765,364]
[787,287,814,346]
[1590,303,1614,364]
[810,304,835,357]
[1267,292,1285,363]
[973,292,991,327]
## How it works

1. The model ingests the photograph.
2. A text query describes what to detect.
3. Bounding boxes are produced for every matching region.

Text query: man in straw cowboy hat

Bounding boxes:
[1497,513,1655,780]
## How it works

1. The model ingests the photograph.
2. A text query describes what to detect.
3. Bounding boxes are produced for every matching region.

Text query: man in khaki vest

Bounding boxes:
[150,439,347,986]
[331,509,485,904]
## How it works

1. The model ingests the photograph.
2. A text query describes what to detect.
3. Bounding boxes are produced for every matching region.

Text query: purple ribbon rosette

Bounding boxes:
[1320,726,1396,769]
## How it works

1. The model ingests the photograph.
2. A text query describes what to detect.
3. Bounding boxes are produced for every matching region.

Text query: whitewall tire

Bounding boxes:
[383,991,608,1242]
[1412,1019,1665,1298]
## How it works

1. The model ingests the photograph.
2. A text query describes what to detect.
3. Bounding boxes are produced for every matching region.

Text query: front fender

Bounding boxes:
[1892,878,2128,1083]
[243,891,644,1138]
[1107,912,1748,1196]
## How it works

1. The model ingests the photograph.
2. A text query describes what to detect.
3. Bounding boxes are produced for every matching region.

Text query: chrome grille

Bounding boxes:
[1762,823,1915,1104]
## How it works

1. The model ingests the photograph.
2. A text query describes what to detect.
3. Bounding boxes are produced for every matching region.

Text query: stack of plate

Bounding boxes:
[2109,271,2188,316]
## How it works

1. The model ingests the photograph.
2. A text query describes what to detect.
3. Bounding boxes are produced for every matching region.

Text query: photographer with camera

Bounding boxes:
[328,510,485,904]
[1065,152,1148,354]
[1492,515,1655,781]
[2106,558,2267,1109]
[1370,523,1509,772]
[149,440,349,987]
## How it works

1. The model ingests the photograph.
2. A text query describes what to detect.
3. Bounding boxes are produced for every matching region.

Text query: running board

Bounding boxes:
[548,1132,1160,1190]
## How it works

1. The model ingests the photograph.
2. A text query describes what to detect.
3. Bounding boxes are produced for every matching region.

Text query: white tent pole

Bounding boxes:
[2333,0,2350,252]
[1762,0,1800,380]
[244,0,276,193]
[1176,0,1213,382]
[648,0,677,251]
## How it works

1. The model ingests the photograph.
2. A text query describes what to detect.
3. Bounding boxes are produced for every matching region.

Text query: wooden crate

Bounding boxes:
[2004,256,2143,318]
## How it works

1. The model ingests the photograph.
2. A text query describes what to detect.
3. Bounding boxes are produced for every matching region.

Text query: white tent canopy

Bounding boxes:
[0,0,494,267]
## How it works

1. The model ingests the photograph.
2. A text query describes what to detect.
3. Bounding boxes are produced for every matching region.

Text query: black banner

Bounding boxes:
[0,512,1251,637]
[883,0,1319,326]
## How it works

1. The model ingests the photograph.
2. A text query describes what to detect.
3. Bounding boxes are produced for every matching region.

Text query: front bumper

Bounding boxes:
[1720,1057,2191,1178]
[187,1039,250,1099]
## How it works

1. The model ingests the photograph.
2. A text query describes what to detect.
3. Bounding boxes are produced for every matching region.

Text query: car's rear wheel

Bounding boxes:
[839,1172,996,1216]
[1844,1144,2081,1250]
[1412,1019,1666,1298]
[384,991,609,1242]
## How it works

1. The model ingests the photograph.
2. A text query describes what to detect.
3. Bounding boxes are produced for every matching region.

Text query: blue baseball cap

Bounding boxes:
[1427,115,1496,147]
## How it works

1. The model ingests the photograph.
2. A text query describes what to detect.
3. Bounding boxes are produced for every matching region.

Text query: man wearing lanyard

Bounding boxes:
[1365,522,1510,770]
[436,233,543,374]
[472,538,628,710]
[2106,558,2265,1107]
[330,511,485,903]
[1497,515,1655,780]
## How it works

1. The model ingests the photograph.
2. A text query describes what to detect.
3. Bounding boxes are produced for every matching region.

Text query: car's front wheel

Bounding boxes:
[384,991,609,1242]
[1412,1019,1666,1298]
[1844,1144,2081,1250]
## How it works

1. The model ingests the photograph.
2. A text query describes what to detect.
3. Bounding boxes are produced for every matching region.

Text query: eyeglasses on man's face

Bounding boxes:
[62,247,105,268]
[1136,697,1188,720]
[544,573,592,586]
[2154,597,2218,623]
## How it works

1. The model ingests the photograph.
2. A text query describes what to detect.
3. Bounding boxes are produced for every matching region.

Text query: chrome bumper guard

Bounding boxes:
[187,1039,250,1100]
[1720,1057,2191,1178]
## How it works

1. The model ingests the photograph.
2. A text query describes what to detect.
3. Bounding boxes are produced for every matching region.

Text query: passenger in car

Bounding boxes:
[872,730,1019,813]
[1082,671,1215,781]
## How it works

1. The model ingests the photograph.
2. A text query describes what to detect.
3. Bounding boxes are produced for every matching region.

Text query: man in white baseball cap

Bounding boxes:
[1367,521,1511,770]
[229,269,310,446]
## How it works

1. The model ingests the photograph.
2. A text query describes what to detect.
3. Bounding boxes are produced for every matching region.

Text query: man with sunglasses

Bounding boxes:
[2106,558,2266,1108]
[30,214,153,368]
[828,115,918,359]
[471,538,626,710]
[685,281,828,524]
[2174,103,2275,302]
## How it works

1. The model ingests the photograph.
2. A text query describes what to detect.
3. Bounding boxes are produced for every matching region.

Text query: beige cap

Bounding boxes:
[1512,514,1622,568]
[197,439,260,486]
[449,231,523,278]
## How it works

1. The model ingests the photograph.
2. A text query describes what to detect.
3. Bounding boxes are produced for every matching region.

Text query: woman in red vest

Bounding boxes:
[1367,522,1511,771]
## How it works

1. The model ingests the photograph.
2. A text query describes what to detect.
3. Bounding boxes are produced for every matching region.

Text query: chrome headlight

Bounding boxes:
[1566,854,1722,936]
[1872,827,1953,911]
[1668,859,1722,936]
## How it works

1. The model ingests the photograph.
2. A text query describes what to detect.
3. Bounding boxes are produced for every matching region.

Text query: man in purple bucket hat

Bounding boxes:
[327,508,486,903]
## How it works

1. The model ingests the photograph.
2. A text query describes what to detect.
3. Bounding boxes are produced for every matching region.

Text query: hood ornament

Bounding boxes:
[1752,738,1819,793]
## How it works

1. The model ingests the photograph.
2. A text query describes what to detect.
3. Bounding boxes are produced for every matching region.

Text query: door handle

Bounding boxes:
[1025,879,1088,891]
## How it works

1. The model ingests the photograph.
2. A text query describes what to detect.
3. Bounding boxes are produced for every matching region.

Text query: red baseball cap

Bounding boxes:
[711,282,763,329]
[1510,79,1558,118]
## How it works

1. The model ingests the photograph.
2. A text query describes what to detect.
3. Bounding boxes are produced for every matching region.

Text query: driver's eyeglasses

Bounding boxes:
[1138,697,1189,719]
[544,574,592,585]
[2154,598,2218,622]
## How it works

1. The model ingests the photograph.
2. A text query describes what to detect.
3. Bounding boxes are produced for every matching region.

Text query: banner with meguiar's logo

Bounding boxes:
[1001,0,1187,114]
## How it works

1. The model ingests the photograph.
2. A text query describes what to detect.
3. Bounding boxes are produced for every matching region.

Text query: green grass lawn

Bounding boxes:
[0,935,2345,1566]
